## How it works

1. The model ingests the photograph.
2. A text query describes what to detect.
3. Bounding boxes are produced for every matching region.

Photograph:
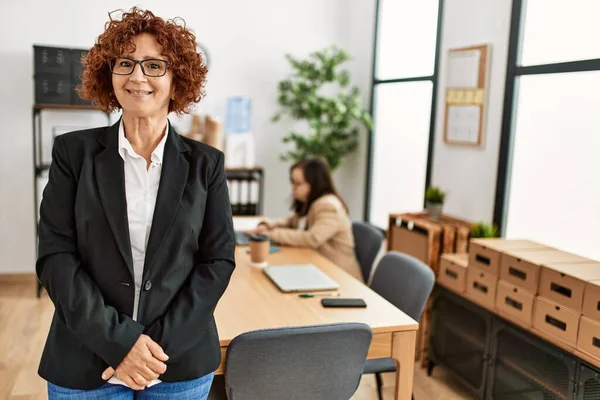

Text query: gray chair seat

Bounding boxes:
[363,251,435,400]
[211,323,373,400]
[363,357,396,374]
[352,221,384,283]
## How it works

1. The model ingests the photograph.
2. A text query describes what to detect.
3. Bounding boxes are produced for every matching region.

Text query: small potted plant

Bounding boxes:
[425,186,446,221]
[470,221,500,238]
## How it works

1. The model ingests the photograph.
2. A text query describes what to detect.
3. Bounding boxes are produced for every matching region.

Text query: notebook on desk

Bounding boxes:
[263,264,340,293]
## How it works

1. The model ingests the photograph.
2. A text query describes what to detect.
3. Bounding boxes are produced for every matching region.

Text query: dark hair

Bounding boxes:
[78,7,207,114]
[290,158,348,216]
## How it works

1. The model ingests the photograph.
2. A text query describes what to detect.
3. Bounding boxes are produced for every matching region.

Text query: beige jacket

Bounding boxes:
[262,194,363,282]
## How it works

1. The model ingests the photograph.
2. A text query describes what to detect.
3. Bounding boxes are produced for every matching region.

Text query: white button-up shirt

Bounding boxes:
[108,119,168,388]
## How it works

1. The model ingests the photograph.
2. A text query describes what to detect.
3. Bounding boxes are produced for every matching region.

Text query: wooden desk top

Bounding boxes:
[215,246,418,345]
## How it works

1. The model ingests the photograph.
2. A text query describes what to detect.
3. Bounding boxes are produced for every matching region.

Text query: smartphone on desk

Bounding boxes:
[321,298,367,308]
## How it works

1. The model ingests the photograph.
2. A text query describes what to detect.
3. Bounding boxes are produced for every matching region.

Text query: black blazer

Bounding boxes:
[36,120,236,389]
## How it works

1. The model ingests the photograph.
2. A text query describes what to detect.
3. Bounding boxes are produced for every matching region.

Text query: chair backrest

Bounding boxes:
[352,221,384,282]
[370,251,435,321]
[224,323,372,400]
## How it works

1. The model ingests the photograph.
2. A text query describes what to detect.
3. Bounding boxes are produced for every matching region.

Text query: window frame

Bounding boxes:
[493,0,600,231]
[364,0,445,222]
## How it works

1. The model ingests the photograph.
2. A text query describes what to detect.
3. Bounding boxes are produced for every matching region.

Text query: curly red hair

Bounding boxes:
[77,7,207,114]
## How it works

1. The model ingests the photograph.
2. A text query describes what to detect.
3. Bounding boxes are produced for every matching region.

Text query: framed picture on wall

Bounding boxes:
[443,44,491,147]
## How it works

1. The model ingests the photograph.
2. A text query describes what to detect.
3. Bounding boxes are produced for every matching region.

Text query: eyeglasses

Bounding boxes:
[110,57,170,77]
[290,178,307,187]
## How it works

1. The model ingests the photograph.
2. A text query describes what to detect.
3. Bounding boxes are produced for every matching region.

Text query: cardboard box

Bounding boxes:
[578,316,600,359]
[438,253,468,293]
[539,263,600,312]
[469,239,549,276]
[389,223,430,265]
[500,250,592,293]
[496,280,535,326]
[533,296,581,345]
[583,280,600,321]
[466,266,498,307]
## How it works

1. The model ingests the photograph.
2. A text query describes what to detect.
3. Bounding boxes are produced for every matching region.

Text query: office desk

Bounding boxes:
[214,246,419,400]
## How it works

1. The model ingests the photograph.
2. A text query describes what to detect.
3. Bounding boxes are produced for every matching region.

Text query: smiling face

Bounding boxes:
[111,33,173,118]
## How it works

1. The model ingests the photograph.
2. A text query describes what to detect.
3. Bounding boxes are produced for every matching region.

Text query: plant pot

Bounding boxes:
[426,201,443,221]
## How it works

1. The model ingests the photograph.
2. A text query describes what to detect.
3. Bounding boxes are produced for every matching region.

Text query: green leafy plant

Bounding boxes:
[272,46,373,171]
[470,221,500,238]
[425,186,446,204]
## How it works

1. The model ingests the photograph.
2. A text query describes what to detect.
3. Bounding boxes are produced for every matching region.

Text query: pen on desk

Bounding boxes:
[298,292,341,298]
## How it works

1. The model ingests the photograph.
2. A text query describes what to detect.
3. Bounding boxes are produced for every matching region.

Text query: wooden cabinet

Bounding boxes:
[387,212,473,366]
[387,212,473,273]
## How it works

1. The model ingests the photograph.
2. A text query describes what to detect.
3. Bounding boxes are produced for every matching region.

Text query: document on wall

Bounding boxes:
[447,49,481,88]
[446,105,480,144]
[444,44,490,147]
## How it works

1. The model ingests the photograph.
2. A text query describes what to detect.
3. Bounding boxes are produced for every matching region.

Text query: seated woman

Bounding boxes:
[251,158,363,282]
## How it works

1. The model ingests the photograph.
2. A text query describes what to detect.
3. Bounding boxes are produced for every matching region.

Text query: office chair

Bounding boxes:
[352,221,385,283]
[363,251,435,400]
[209,323,372,400]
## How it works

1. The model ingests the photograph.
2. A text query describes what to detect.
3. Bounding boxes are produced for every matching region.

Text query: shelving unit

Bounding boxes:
[498,358,568,399]
[430,286,492,398]
[430,286,598,399]
[443,304,488,350]
[578,365,600,400]
[224,166,264,216]
[489,319,575,399]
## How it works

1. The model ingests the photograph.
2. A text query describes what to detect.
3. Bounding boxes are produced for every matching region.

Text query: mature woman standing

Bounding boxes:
[36,8,235,399]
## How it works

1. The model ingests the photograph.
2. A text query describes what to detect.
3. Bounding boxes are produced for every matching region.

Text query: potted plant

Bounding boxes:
[272,46,372,171]
[470,221,500,238]
[425,186,446,221]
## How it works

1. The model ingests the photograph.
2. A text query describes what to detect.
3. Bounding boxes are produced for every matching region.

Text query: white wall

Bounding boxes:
[431,0,513,223]
[333,0,377,221]
[0,0,375,273]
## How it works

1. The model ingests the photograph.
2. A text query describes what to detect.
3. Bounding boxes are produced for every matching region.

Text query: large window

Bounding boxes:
[495,0,600,260]
[520,1,600,66]
[365,0,443,229]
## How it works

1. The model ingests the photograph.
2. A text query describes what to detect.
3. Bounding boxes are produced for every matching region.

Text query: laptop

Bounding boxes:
[263,264,340,293]
[233,216,262,246]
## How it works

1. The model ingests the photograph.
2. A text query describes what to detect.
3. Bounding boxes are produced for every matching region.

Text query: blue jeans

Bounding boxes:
[47,373,214,400]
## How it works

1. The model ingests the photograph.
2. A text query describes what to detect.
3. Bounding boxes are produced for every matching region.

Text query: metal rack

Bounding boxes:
[224,166,264,216]
[429,286,492,398]
[430,286,598,399]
